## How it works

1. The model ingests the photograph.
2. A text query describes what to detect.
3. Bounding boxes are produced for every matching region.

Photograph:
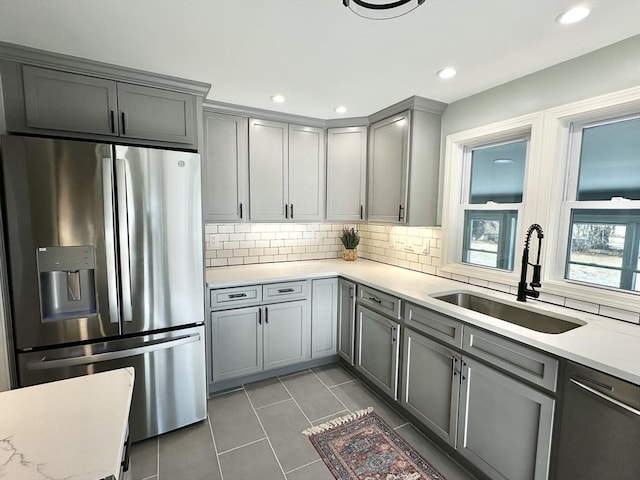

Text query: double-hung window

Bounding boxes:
[562,115,640,292]
[461,138,528,271]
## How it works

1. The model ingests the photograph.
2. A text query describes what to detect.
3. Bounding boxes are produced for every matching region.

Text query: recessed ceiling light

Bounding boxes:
[270,94,286,103]
[493,158,514,164]
[556,6,590,24]
[436,67,457,80]
[333,106,347,114]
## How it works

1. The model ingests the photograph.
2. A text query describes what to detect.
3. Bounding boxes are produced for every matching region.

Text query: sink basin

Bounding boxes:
[432,292,584,334]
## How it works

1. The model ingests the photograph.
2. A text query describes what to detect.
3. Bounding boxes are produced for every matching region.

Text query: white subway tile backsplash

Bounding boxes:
[564,298,600,314]
[598,305,640,323]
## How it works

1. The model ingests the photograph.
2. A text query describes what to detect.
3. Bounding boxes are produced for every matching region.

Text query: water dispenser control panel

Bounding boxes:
[37,246,97,322]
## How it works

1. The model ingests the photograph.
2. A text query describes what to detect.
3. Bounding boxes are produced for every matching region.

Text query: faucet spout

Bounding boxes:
[517,224,544,302]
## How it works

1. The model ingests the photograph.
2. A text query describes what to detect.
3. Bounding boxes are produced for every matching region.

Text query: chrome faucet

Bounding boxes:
[517,224,544,302]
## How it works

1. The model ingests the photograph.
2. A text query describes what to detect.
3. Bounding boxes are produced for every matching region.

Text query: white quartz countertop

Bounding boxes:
[207,259,640,385]
[0,367,134,480]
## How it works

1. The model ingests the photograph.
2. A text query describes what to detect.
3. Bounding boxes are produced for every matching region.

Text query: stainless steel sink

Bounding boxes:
[432,292,584,334]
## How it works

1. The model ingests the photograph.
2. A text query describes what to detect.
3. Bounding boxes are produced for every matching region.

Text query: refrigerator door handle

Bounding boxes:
[102,157,120,325]
[115,157,134,323]
[25,333,201,370]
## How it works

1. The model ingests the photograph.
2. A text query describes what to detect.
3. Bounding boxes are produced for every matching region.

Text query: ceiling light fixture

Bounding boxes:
[493,158,515,164]
[436,67,457,79]
[556,6,590,24]
[333,106,348,114]
[270,94,286,103]
[343,0,426,20]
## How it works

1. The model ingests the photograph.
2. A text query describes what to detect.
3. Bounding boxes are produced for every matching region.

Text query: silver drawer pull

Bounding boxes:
[570,379,640,417]
[368,296,382,304]
[277,288,295,293]
[228,293,248,299]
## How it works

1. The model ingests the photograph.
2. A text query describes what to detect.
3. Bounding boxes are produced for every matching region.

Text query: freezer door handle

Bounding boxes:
[25,333,201,370]
[115,157,134,323]
[102,157,120,325]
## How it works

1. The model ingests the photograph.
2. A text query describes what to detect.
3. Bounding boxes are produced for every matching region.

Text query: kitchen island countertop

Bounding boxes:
[207,259,640,385]
[0,367,134,480]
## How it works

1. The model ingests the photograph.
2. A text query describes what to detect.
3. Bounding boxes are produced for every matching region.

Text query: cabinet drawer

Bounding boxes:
[357,285,401,320]
[404,302,463,348]
[463,326,558,392]
[210,285,262,309]
[263,280,308,302]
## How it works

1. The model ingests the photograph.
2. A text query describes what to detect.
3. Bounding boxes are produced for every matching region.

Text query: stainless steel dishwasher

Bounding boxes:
[554,361,640,480]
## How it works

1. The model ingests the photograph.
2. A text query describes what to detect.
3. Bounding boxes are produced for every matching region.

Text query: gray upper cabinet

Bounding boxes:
[249,118,289,221]
[249,119,324,221]
[326,126,367,222]
[288,124,325,221]
[457,356,555,480]
[22,66,119,136]
[202,112,248,222]
[116,83,196,145]
[367,103,443,225]
[368,111,410,223]
[11,62,202,148]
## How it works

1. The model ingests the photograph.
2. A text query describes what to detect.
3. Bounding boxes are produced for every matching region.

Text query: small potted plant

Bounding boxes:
[340,227,360,261]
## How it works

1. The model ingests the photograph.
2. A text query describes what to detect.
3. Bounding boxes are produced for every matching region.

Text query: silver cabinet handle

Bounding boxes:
[102,157,119,324]
[115,157,133,323]
[26,334,201,370]
[570,379,640,417]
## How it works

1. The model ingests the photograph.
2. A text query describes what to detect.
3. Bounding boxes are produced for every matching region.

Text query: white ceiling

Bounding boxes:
[1,0,639,119]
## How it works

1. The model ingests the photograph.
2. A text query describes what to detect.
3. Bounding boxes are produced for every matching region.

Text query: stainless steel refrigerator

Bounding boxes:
[0,135,207,442]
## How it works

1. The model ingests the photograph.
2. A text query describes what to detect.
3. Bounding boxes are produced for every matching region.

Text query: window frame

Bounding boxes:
[539,87,640,310]
[441,112,544,285]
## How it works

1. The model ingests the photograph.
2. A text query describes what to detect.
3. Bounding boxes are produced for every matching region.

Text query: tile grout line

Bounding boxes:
[207,413,226,480]
[243,387,288,479]
[283,458,323,475]
[216,436,268,456]
[156,435,160,480]
[393,422,410,430]
[253,397,294,411]
[310,369,352,415]
[328,378,358,388]
[277,371,315,426]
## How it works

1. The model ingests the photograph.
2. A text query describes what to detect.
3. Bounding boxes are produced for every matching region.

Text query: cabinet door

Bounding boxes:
[401,330,461,448]
[288,124,325,221]
[457,357,555,480]
[311,278,338,359]
[368,111,410,223]
[355,305,400,400]
[117,83,196,144]
[22,66,118,136]
[248,118,288,221]
[264,300,310,370]
[210,306,263,383]
[202,112,248,222]
[326,127,367,222]
[337,279,356,365]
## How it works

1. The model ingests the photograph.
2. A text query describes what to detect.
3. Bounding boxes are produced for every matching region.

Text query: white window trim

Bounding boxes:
[538,86,640,311]
[441,112,545,285]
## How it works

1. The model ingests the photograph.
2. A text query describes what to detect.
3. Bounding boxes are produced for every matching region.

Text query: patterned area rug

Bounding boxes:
[303,408,447,480]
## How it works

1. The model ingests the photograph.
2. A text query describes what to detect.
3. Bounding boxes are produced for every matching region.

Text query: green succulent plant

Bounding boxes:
[340,227,360,249]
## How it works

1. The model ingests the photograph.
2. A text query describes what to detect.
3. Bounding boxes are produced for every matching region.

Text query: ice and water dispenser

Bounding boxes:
[37,246,97,321]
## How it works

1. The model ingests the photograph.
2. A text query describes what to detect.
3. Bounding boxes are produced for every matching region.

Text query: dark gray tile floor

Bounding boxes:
[129,363,478,480]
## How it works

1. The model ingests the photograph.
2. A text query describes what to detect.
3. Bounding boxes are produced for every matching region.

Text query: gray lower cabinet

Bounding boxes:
[21,65,197,145]
[355,305,400,400]
[210,306,263,383]
[202,111,248,222]
[457,356,555,480]
[337,278,356,365]
[326,126,367,222]
[311,278,338,359]
[263,300,311,370]
[401,329,461,448]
